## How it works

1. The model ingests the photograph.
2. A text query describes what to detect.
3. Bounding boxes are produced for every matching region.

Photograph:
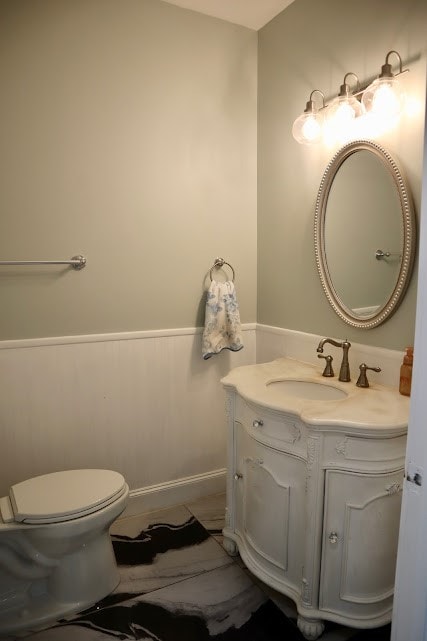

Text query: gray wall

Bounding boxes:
[0,0,257,340]
[258,0,426,350]
[2,0,425,350]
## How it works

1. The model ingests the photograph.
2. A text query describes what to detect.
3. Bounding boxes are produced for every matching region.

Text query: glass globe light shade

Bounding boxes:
[325,94,363,144]
[361,76,404,122]
[292,111,323,145]
[327,94,363,123]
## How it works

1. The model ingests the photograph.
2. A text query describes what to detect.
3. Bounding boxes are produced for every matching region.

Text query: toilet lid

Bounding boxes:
[9,469,126,524]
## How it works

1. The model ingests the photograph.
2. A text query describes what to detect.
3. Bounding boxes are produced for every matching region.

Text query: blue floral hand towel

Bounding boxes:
[202,280,243,360]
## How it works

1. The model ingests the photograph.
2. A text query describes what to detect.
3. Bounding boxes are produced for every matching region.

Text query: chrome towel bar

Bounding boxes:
[0,255,86,270]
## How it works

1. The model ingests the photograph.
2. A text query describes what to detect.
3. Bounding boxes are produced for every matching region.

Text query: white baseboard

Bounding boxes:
[121,468,227,518]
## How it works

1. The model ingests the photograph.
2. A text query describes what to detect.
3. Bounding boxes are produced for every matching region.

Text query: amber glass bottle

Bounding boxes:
[399,347,413,396]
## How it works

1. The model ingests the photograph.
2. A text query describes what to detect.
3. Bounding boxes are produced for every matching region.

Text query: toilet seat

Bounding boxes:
[1,469,126,524]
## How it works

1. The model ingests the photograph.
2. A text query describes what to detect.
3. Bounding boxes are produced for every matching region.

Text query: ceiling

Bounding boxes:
[161,0,295,30]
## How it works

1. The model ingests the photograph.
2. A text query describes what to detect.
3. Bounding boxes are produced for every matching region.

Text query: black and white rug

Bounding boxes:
[12,499,391,641]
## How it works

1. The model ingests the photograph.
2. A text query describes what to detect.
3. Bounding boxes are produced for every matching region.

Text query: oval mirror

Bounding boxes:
[314,140,416,329]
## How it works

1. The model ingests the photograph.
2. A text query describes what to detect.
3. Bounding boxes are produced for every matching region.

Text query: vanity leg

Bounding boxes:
[297,615,325,640]
[222,535,239,556]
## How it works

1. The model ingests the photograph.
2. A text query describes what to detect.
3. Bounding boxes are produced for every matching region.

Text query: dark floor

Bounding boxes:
[6,494,391,641]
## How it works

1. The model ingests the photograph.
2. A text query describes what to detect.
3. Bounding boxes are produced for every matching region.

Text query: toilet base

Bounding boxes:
[0,530,120,635]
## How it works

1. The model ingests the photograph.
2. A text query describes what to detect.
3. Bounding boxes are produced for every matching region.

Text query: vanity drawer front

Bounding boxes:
[235,396,305,454]
[325,434,407,467]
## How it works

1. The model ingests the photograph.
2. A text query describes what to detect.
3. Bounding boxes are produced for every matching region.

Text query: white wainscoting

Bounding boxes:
[0,326,256,500]
[0,323,404,511]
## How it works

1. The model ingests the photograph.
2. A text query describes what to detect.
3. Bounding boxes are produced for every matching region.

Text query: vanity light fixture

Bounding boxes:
[291,90,325,145]
[361,50,408,124]
[292,51,409,145]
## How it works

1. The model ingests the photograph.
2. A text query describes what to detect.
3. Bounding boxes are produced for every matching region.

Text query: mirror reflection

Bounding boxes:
[315,141,415,329]
[325,150,403,318]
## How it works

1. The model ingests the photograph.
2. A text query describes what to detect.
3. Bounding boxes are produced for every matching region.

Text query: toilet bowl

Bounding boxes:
[0,469,129,635]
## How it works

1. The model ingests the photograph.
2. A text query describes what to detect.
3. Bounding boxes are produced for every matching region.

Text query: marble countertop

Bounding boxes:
[221,357,409,433]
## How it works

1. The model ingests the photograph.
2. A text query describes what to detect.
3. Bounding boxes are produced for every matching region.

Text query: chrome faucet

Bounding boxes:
[317,338,351,382]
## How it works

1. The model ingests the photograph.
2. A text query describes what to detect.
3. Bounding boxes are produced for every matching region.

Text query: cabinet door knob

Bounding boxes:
[328,531,339,544]
[234,472,243,480]
[252,419,264,428]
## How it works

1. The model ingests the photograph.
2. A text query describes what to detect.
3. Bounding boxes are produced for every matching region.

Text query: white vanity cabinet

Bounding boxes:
[222,358,408,641]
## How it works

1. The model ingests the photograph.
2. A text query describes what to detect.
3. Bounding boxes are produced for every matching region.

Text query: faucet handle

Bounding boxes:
[318,354,334,377]
[356,363,381,388]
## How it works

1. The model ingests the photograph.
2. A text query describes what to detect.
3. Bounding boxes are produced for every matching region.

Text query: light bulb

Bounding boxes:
[301,114,322,141]
[292,111,323,145]
[372,83,400,114]
[329,97,362,124]
[292,90,325,145]
[362,76,404,120]
[323,73,363,145]
[325,94,363,144]
[334,102,356,121]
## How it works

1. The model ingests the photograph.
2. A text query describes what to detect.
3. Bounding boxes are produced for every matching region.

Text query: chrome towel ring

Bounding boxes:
[209,257,235,282]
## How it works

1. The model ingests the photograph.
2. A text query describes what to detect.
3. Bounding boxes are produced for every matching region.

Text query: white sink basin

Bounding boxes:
[267,379,348,401]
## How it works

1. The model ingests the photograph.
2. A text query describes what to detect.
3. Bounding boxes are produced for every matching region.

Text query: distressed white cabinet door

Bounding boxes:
[234,421,306,592]
[320,469,403,620]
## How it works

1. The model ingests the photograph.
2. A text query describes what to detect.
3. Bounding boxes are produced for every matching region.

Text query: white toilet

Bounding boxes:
[0,468,129,635]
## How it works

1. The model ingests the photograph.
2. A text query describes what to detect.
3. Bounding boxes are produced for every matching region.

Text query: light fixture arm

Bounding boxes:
[304,89,326,113]
[339,72,360,97]
[380,50,409,78]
